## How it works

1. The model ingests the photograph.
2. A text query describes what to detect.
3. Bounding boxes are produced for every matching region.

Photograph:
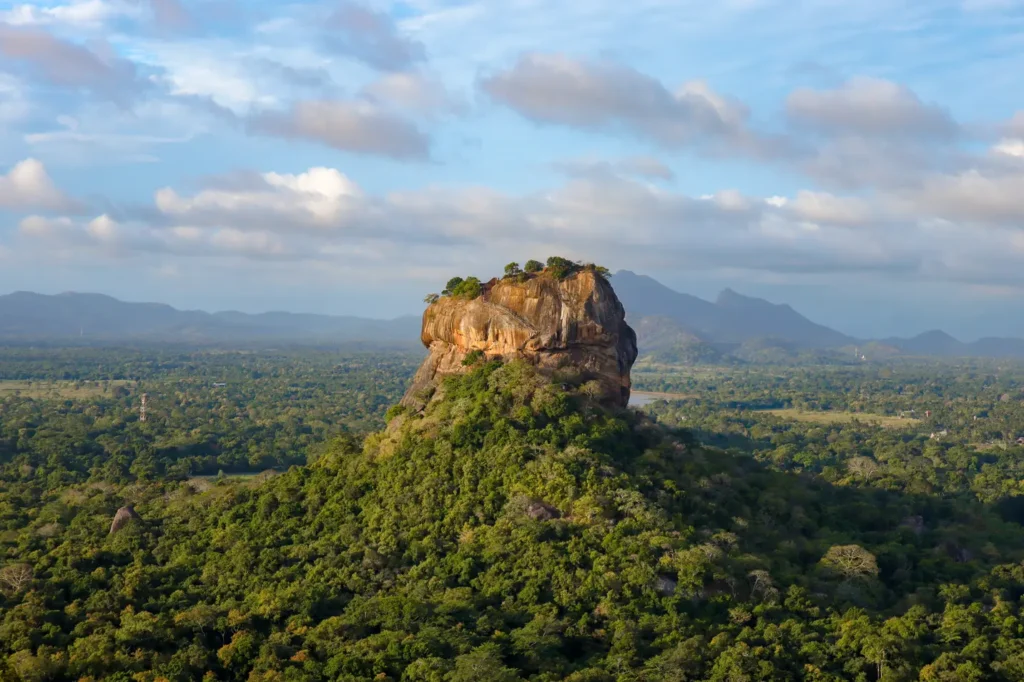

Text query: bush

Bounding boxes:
[545,256,579,280]
[442,277,464,296]
[462,350,485,366]
[524,260,544,273]
[450,277,482,299]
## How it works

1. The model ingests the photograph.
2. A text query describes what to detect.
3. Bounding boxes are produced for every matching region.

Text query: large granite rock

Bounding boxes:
[402,269,637,408]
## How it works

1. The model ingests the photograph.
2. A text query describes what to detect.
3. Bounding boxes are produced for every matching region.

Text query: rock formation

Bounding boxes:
[402,268,637,409]
[109,505,141,534]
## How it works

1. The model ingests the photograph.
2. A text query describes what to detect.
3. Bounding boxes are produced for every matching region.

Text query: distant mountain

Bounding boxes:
[884,330,966,357]
[613,271,853,349]
[0,291,422,346]
[883,331,1024,359]
[613,272,1024,362]
[7,281,1024,361]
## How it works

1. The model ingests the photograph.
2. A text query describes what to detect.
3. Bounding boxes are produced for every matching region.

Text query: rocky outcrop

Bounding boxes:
[109,505,141,534]
[402,269,637,408]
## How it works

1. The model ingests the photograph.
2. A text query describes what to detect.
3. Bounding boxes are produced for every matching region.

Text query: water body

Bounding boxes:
[629,392,660,408]
[629,391,691,408]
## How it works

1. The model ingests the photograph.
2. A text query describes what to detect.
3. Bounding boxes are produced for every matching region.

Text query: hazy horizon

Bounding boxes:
[6,268,1023,344]
[2,1,1023,341]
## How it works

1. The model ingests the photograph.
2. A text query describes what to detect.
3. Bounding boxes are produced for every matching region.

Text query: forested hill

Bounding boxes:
[5,359,1024,679]
[0,291,420,346]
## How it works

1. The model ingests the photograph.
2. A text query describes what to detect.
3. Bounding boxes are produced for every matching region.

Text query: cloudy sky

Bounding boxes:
[1,0,1024,339]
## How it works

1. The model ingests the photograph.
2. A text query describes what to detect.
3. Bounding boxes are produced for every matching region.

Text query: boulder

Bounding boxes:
[109,505,141,535]
[402,269,637,409]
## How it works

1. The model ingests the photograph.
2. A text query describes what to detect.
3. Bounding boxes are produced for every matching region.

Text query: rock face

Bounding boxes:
[109,505,141,535]
[402,270,638,408]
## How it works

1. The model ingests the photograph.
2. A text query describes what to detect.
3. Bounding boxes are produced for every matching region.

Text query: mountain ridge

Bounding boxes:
[0,290,421,346]
[5,281,1024,358]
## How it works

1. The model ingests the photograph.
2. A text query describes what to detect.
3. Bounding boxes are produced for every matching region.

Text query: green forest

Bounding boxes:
[4,348,1024,680]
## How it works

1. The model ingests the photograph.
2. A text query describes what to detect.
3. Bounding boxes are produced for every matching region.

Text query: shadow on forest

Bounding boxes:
[648,421,1024,608]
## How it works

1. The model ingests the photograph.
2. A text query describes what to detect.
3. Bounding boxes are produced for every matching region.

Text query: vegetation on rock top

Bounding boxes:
[423,257,611,304]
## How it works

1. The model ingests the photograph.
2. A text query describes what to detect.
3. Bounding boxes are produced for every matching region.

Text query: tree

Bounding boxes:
[447,645,521,682]
[0,563,33,595]
[524,260,544,273]
[424,293,440,305]
[442,277,464,296]
[820,544,879,580]
[545,256,579,279]
[450,277,482,299]
[504,262,522,278]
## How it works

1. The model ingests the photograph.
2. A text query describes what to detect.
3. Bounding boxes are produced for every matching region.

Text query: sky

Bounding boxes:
[1,0,1024,340]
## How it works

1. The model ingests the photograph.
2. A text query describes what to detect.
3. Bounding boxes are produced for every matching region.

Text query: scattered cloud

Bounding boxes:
[324,2,426,71]
[895,168,1024,226]
[480,53,790,158]
[786,77,959,139]
[786,190,874,226]
[0,0,136,28]
[554,156,676,181]
[0,22,148,104]
[24,114,194,165]
[0,73,32,124]
[0,158,82,212]
[149,0,193,32]
[248,100,430,159]
[20,162,1024,293]
[361,71,456,115]
[154,166,364,228]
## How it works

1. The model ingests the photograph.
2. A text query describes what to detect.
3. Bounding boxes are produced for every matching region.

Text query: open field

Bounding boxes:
[0,379,132,399]
[759,408,920,428]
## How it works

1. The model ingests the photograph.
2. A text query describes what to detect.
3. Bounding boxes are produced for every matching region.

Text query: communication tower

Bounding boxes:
[140,393,148,423]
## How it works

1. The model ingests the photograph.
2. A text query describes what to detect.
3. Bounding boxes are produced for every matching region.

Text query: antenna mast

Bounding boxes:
[140,393,148,423]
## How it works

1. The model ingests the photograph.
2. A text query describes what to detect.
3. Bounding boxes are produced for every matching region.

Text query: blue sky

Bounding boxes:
[2,0,1024,339]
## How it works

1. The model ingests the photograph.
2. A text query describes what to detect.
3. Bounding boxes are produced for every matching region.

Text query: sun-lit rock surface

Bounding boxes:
[402,269,638,409]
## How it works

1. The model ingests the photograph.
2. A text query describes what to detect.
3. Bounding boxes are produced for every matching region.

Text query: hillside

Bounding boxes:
[6,359,1024,679]
[0,291,421,346]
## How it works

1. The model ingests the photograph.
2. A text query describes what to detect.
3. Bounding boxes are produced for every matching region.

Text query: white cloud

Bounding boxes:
[361,71,456,115]
[993,139,1024,158]
[1,0,136,28]
[0,74,32,124]
[788,190,874,226]
[480,53,790,158]
[895,169,1024,225]
[248,100,430,159]
[14,160,1024,292]
[787,77,958,139]
[0,158,81,212]
[156,167,364,226]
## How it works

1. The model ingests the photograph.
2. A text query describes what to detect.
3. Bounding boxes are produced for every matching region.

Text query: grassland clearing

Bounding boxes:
[759,408,920,428]
[0,379,133,400]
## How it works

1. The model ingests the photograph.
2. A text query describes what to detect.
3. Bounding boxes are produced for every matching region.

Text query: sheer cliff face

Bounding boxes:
[402,270,638,408]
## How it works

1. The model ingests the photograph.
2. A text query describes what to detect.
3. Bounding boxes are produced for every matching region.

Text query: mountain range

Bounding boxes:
[0,291,421,347]
[2,274,1024,359]
[610,271,1024,361]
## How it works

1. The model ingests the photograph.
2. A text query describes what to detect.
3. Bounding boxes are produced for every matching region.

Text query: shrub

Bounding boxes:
[524,260,544,273]
[545,256,579,280]
[442,277,464,296]
[462,350,485,366]
[450,277,482,299]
